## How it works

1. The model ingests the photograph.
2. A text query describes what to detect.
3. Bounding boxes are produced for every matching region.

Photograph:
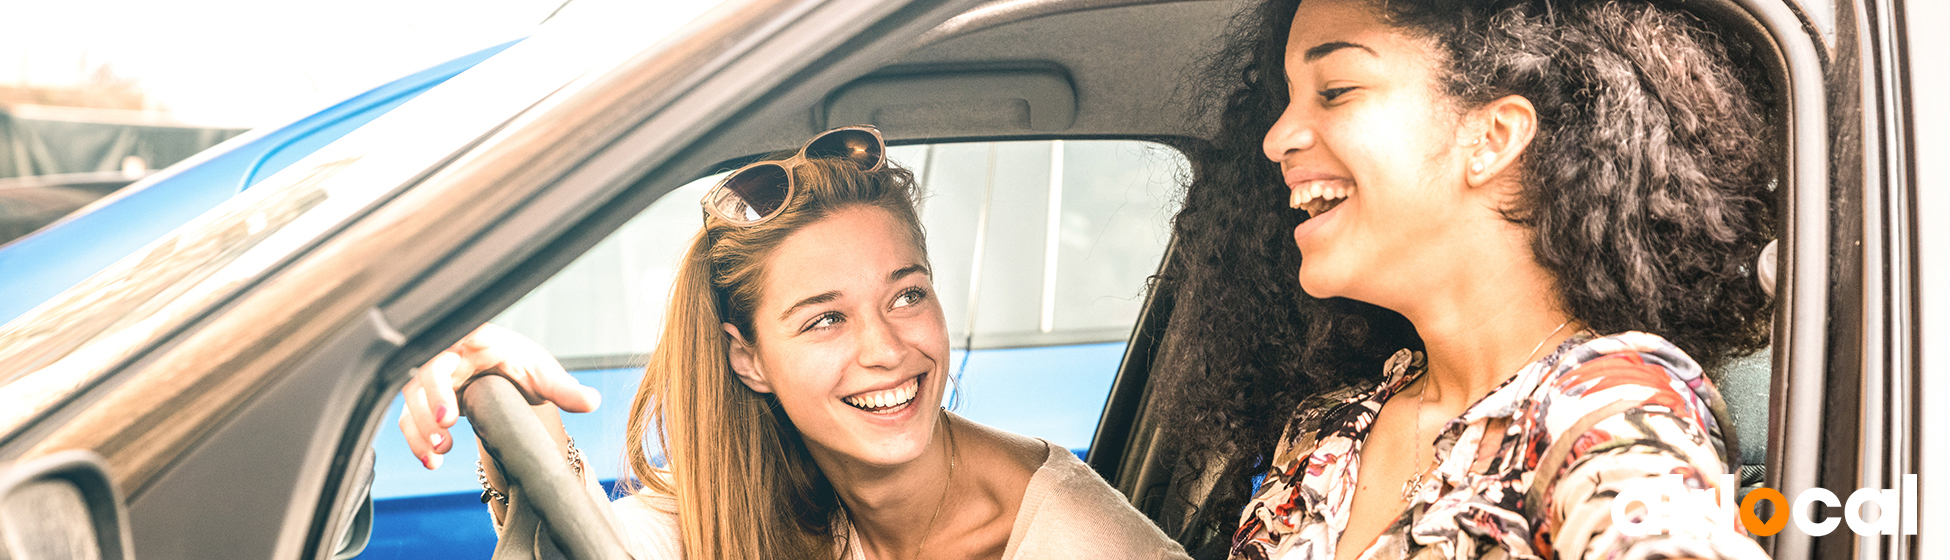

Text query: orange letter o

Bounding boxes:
[1740,488,1789,536]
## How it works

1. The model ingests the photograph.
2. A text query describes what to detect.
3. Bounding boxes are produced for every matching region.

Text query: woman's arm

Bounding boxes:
[396,324,600,525]
[472,399,582,525]
[397,324,682,558]
[397,324,600,471]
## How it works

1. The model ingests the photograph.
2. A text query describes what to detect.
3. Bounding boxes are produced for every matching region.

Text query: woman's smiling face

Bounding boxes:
[727,205,951,469]
[1264,0,1477,305]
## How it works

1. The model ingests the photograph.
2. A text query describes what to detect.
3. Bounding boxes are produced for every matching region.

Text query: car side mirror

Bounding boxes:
[0,450,134,560]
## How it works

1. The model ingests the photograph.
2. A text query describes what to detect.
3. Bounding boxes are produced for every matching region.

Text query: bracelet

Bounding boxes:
[478,462,507,504]
[478,436,586,505]
[566,436,586,478]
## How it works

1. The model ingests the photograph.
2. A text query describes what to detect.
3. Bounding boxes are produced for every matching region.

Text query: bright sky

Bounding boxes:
[1,0,573,127]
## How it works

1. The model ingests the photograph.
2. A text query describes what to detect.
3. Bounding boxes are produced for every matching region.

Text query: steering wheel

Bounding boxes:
[460,374,631,560]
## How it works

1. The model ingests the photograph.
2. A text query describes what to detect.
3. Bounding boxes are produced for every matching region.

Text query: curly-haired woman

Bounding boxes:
[1157,0,1778,559]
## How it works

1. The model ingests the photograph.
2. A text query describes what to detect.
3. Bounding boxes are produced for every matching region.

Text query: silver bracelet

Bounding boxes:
[478,436,586,505]
[477,461,508,505]
[565,436,585,478]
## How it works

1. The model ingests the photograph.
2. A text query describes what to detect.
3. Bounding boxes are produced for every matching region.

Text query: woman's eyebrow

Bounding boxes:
[888,264,930,282]
[1303,41,1377,62]
[775,265,929,321]
[778,291,840,321]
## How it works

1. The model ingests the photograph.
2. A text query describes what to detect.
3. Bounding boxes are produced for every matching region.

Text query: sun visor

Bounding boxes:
[823,65,1077,134]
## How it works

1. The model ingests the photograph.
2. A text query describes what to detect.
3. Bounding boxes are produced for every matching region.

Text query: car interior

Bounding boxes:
[350,0,1811,558]
[0,0,1834,559]
[339,0,1814,557]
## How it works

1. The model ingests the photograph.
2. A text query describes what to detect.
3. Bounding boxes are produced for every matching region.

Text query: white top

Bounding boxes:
[607,441,1191,560]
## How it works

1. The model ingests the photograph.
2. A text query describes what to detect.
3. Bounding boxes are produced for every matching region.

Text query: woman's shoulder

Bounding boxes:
[952,413,1052,474]
[613,488,679,516]
[610,489,683,560]
[1001,441,1190,559]
[1554,331,1706,381]
[1539,331,1718,418]
[1527,331,1735,465]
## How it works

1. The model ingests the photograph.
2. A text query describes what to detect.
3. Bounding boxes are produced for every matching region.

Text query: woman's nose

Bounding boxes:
[1263,102,1318,163]
[854,314,909,369]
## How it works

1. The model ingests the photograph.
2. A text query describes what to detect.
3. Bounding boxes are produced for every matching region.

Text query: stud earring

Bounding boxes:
[1471,162,1485,173]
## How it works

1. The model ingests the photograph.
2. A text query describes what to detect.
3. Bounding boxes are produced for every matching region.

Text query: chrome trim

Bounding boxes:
[1868,0,1918,556]
[1735,0,1833,556]
[1858,1,1891,551]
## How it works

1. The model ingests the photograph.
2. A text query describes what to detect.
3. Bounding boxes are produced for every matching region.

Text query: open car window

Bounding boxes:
[356,138,1186,558]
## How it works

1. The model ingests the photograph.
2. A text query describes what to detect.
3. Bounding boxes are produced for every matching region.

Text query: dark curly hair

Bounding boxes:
[1155,0,1778,547]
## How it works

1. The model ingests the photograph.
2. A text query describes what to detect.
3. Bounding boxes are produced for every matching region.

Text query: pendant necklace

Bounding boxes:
[1400,320,1573,501]
[909,411,957,559]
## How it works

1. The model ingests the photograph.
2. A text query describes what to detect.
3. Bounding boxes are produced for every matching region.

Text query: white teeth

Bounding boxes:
[844,377,920,411]
[1288,180,1354,216]
[1289,180,1354,209]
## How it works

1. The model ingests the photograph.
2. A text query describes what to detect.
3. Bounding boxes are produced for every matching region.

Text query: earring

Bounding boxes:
[1471,162,1485,173]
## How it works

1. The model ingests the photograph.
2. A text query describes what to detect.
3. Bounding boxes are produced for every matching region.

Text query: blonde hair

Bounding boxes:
[624,157,926,559]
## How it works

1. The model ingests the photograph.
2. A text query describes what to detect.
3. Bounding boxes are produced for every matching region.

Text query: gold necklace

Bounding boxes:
[1399,320,1573,501]
[910,411,957,559]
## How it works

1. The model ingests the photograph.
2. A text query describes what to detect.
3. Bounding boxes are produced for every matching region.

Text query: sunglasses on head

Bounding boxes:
[700,125,887,226]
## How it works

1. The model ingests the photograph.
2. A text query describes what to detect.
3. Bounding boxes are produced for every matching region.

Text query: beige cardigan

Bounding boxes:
[608,441,1191,559]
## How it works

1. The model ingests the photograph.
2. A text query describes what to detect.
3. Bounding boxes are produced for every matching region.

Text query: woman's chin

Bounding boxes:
[1296,266,1344,300]
[843,405,940,467]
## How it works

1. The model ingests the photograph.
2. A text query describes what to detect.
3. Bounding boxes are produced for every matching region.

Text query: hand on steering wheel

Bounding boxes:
[398,324,600,470]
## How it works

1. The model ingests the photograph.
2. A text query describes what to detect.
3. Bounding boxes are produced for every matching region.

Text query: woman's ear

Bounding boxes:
[723,323,773,393]
[1463,94,1538,188]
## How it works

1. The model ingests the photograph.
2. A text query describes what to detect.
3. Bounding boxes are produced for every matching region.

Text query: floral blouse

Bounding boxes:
[1231,332,1770,560]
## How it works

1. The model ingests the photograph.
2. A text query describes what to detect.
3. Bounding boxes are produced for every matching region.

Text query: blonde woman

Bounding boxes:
[397,126,1190,560]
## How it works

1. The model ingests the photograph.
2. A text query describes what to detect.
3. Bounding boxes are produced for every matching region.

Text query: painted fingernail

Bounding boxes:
[430,432,446,449]
[419,454,433,470]
[434,405,452,424]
